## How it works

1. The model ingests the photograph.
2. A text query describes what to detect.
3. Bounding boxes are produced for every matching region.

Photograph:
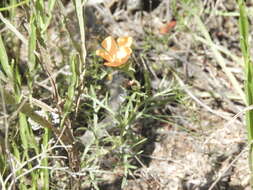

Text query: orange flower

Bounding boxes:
[96,36,133,67]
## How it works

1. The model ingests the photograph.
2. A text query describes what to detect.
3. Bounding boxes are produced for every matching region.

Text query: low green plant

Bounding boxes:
[238,0,253,188]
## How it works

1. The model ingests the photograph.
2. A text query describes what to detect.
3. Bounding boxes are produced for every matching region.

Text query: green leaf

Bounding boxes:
[0,34,13,81]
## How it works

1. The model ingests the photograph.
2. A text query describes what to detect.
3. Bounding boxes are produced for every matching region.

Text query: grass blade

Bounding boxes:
[238,0,253,187]
[0,35,13,81]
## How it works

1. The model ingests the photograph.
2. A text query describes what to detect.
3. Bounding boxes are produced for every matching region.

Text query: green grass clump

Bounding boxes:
[238,0,253,188]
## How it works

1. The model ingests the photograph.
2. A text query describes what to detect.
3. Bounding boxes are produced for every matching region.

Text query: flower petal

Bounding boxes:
[104,61,124,67]
[117,37,133,47]
[96,49,114,62]
[116,47,132,59]
[101,36,118,55]
[117,54,131,65]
